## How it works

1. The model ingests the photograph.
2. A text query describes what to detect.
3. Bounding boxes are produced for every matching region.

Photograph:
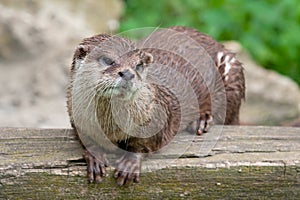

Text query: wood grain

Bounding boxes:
[0,126,299,199]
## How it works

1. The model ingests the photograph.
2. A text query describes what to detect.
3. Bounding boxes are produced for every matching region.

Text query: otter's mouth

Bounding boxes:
[101,79,138,99]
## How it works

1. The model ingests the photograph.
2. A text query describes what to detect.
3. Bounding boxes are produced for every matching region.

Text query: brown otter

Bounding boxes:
[66,26,245,185]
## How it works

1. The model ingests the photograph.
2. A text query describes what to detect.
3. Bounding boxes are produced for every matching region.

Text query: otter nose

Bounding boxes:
[118,69,135,81]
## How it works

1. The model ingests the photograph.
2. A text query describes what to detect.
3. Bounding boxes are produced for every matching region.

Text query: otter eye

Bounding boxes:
[135,63,144,72]
[99,56,115,66]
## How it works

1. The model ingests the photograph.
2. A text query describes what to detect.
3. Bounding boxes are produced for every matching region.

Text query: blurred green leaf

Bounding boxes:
[120,0,300,85]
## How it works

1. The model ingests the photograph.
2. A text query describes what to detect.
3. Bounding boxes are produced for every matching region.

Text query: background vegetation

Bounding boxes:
[120,0,300,85]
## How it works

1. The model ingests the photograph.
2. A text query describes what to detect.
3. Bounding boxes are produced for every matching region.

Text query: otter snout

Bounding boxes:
[118,69,135,81]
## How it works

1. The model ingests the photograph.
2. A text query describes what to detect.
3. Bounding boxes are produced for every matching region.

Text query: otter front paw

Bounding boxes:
[114,153,141,186]
[84,151,109,183]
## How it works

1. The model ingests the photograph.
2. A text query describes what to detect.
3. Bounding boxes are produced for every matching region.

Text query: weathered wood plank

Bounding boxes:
[1,166,299,199]
[0,126,299,199]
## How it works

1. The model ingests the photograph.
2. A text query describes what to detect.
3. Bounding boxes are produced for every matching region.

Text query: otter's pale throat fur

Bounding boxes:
[67,26,245,185]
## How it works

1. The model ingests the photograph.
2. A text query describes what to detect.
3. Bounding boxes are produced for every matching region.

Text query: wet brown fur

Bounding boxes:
[67,26,245,156]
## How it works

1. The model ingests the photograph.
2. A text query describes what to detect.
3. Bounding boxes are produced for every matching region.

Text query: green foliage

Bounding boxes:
[120,0,300,85]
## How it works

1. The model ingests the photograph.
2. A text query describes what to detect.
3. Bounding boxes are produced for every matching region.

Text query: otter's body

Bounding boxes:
[67,26,245,185]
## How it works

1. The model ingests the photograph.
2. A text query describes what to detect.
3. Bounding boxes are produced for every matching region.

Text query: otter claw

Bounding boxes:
[114,153,141,186]
[84,151,108,183]
[197,113,213,135]
[186,112,213,135]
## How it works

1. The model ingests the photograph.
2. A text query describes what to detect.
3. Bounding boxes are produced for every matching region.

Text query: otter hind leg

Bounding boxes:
[186,112,213,135]
[197,112,214,135]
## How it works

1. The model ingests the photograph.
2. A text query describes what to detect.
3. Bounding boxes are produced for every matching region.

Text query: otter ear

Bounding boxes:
[141,52,153,64]
[74,45,91,60]
[72,45,91,70]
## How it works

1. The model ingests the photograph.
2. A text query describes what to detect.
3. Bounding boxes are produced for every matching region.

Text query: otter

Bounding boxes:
[67,26,245,186]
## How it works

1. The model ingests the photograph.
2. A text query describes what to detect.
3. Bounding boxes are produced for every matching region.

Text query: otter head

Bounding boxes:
[72,34,153,100]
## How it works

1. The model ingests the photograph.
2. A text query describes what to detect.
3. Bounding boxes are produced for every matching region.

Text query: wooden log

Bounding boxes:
[0,126,299,199]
